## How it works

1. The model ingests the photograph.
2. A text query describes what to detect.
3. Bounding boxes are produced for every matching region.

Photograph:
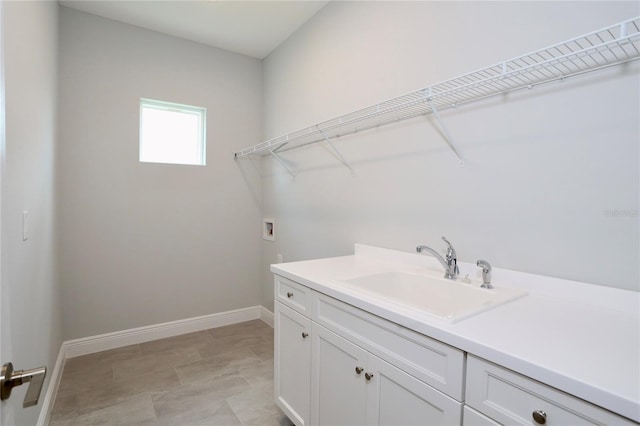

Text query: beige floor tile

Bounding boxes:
[50,393,157,426]
[215,347,264,366]
[226,383,282,424]
[175,346,266,385]
[174,354,236,385]
[51,321,286,426]
[56,368,114,399]
[152,375,250,422]
[259,327,274,337]
[248,340,274,362]
[112,366,181,396]
[198,334,268,358]
[208,320,270,339]
[140,331,215,355]
[156,399,241,426]
[63,345,143,375]
[112,346,201,382]
[242,412,295,426]
[53,365,179,419]
[237,359,275,388]
[51,382,130,423]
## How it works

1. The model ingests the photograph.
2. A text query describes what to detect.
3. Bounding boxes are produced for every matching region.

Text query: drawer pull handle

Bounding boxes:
[301,332,309,339]
[364,372,374,381]
[532,410,547,425]
[286,292,293,298]
[355,366,363,375]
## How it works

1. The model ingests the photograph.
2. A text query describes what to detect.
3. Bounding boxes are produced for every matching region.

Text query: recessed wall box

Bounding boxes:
[263,218,275,241]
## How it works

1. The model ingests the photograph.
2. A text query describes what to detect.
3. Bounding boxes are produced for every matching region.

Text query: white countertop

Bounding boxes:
[271,244,640,423]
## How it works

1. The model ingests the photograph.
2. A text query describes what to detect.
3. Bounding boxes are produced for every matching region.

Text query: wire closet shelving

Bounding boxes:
[234,17,640,174]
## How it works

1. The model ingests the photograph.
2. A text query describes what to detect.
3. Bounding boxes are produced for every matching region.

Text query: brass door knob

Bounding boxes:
[301,332,309,339]
[364,372,374,381]
[355,366,363,375]
[286,292,293,298]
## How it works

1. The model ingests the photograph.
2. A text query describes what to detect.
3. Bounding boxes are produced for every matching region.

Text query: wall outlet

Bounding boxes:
[263,218,275,241]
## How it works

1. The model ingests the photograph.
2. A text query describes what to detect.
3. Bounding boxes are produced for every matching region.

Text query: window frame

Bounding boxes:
[139,98,207,166]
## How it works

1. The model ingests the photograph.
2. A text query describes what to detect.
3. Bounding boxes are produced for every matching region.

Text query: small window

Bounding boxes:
[139,98,206,166]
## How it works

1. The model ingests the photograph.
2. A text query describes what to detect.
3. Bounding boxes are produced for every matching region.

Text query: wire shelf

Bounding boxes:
[234,17,640,160]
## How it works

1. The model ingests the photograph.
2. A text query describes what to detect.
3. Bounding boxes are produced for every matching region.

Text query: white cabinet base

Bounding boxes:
[311,323,367,426]
[310,321,462,426]
[465,355,636,426]
[275,301,312,425]
[367,354,462,426]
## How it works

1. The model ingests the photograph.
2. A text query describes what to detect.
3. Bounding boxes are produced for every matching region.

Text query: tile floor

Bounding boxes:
[50,320,293,426]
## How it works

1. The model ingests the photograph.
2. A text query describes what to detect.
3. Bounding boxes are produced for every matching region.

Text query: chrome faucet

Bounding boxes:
[477,260,492,289]
[416,237,459,280]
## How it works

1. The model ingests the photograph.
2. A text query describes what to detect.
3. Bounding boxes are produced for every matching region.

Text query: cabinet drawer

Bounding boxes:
[463,406,500,426]
[275,275,311,317]
[466,355,636,426]
[313,291,464,401]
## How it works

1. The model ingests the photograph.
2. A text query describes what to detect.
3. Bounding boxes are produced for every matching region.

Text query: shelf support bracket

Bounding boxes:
[271,141,289,154]
[269,150,296,178]
[316,126,353,172]
[425,95,464,166]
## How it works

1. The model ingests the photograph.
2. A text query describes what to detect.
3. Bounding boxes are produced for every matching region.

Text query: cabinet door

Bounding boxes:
[311,323,368,426]
[275,301,312,426]
[365,354,462,426]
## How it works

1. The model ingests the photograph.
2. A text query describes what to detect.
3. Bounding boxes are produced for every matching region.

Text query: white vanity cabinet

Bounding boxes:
[274,274,638,426]
[310,324,461,425]
[272,246,640,426]
[274,301,312,426]
[465,355,637,426]
[365,351,462,425]
[274,276,314,426]
[310,323,368,425]
[274,275,464,426]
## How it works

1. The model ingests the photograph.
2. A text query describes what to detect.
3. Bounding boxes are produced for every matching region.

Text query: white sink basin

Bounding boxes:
[337,271,527,323]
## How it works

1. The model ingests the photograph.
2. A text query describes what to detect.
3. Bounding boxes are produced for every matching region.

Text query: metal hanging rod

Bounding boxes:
[234,17,640,165]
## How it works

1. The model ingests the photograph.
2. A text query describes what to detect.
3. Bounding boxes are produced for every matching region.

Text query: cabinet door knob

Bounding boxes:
[355,366,363,375]
[286,292,293,298]
[301,332,309,339]
[364,372,374,381]
[532,410,547,425]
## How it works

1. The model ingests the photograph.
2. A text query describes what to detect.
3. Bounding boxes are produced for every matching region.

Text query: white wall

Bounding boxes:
[58,8,263,340]
[261,1,640,310]
[1,1,62,424]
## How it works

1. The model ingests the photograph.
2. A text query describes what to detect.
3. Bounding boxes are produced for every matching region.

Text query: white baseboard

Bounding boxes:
[260,306,274,327]
[64,305,262,359]
[36,345,65,426]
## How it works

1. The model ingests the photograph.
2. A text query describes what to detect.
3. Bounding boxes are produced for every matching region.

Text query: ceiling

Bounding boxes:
[59,1,329,59]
